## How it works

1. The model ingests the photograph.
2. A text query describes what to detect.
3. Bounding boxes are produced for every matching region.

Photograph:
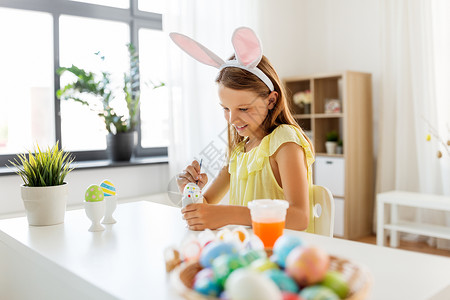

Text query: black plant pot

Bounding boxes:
[106,131,137,162]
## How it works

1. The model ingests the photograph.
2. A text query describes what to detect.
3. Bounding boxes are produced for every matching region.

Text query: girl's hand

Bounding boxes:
[176,160,208,193]
[181,203,224,231]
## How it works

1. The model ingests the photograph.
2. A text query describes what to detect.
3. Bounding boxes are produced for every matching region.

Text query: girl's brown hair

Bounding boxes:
[216,55,314,160]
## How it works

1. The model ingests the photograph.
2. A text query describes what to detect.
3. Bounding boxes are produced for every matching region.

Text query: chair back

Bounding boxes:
[312,185,335,237]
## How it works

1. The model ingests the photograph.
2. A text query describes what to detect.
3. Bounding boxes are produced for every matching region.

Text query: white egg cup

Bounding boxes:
[84,200,105,232]
[102,195,117,224]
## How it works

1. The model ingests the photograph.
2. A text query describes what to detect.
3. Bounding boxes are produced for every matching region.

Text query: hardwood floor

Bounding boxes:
[355,234,450,258]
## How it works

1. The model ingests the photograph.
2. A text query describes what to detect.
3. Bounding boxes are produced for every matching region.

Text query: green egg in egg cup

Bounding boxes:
[84,184,106,232]
[100,180,118,224]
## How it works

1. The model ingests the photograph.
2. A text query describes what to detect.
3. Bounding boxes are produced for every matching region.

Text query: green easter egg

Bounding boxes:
[321,271,349,298]
[300,285,340,300]
[249,258,279,273]
[212,254,246,287]
[85,184,105,202]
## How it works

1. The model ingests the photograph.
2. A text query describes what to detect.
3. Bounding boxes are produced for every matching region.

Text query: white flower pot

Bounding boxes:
[21,183,68,226]
[325,141,338,155]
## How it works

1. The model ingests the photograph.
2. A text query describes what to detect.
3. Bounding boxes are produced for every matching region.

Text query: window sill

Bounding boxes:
[0,156,169,176]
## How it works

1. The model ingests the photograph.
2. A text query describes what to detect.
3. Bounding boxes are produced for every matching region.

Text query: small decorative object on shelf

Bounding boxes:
[293,90,312,114]
[423,116,449,159]
[84,184,105,232]
[325,98,341,114]
[100,179,118,224]
[9,142,74,226]
[325,130,339,155]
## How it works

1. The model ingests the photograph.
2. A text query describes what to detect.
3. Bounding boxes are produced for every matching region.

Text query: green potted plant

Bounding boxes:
[325,130,339,154]
[9,142,74,226]
[336,139,344,154]
[56,43,164,161]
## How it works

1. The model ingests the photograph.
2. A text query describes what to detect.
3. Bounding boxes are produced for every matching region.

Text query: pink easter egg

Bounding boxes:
[285,246,329,286]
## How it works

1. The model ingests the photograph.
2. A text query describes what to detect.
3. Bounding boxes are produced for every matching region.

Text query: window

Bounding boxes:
[0,8,54,155]
[0,0,167,167]
[59,15,129,151]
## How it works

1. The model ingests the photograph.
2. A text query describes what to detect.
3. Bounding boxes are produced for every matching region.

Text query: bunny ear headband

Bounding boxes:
[169,27,274,92]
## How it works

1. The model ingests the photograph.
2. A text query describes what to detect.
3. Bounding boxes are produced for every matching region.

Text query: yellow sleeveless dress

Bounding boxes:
[228,124,315,233]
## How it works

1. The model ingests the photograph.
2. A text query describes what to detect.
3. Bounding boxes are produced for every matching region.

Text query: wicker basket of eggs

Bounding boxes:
[166,227,371,300]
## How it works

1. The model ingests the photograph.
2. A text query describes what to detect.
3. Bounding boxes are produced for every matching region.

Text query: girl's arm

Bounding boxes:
[182,165,253,230]
[203,165,231,204]
[272,142,310,231]
[182,204,252,231]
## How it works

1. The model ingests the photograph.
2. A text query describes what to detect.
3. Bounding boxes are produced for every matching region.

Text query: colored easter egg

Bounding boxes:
[263,269,299,293]
[181,239,202,261]
[217,228,232,241]
[240,248,267,265]
[249,257,279,272]
[272,235,304,268]
[200,241,238,268]
[183,182,202,201]
[321,271,349,298]
[285,246,329,286]
[232,226,249,243]
[100,179,116,196]
[299,285,339,300]
[225,269,283,300]
[193,268,223,297]
[281,292,305,300]
[85,184,104,202]
[212,254,247,287]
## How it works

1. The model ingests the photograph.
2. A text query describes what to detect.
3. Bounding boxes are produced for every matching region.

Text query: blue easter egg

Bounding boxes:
[100,179,116,196]
[193,268,223,297]
[199,242,238,268]
[272,235,304,268]
[263,269,299,293]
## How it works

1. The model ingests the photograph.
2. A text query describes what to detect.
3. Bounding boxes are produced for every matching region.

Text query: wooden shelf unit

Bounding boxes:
[283,71,374,240]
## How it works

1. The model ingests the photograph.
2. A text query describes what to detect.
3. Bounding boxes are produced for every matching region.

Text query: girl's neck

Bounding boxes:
[244,135,264,152]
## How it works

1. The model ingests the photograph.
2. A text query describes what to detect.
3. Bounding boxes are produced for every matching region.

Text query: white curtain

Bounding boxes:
[377,0,450,248]
[163,1,259,197]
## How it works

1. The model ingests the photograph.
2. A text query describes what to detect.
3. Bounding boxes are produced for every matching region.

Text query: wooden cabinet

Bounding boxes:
[283,71,374,240]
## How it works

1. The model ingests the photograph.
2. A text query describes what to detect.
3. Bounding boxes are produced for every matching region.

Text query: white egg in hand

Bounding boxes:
[182,182,203,207]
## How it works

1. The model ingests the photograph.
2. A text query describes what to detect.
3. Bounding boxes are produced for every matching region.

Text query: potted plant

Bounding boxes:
[56,43,164,161]
[9,142,74,226]
[325,130,339,154]
[336,139,343,154]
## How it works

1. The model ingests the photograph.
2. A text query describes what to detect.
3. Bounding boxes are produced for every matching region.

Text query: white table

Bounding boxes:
[1,196,450,300]
[377,190,450,247]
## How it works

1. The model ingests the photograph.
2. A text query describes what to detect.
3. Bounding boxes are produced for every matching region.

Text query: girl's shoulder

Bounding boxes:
[267,124,304,150]
[266,125,314,165]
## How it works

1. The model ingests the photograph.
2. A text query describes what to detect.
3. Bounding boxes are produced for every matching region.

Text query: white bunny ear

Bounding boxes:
[231,27,263,69]
[169,32,224,69]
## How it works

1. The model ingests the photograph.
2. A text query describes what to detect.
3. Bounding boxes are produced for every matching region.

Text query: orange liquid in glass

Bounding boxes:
[252,220,285,249]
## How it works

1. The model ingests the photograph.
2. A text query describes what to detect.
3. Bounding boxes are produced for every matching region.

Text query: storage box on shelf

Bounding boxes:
[283,71,373,240]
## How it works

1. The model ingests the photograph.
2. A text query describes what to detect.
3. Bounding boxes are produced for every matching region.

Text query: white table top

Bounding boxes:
[1,198,450,300]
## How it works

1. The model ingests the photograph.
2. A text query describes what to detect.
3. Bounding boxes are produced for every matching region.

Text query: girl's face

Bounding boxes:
[218,84,275,140]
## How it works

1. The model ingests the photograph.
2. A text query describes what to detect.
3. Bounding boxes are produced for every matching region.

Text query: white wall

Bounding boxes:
[0,164,170,217]
[258,0,381,155]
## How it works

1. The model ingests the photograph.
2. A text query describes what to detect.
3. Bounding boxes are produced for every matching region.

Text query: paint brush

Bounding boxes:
[196,159,203,185]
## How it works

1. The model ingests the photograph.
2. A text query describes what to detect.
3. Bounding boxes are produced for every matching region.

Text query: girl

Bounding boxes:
[170,27,315,232]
